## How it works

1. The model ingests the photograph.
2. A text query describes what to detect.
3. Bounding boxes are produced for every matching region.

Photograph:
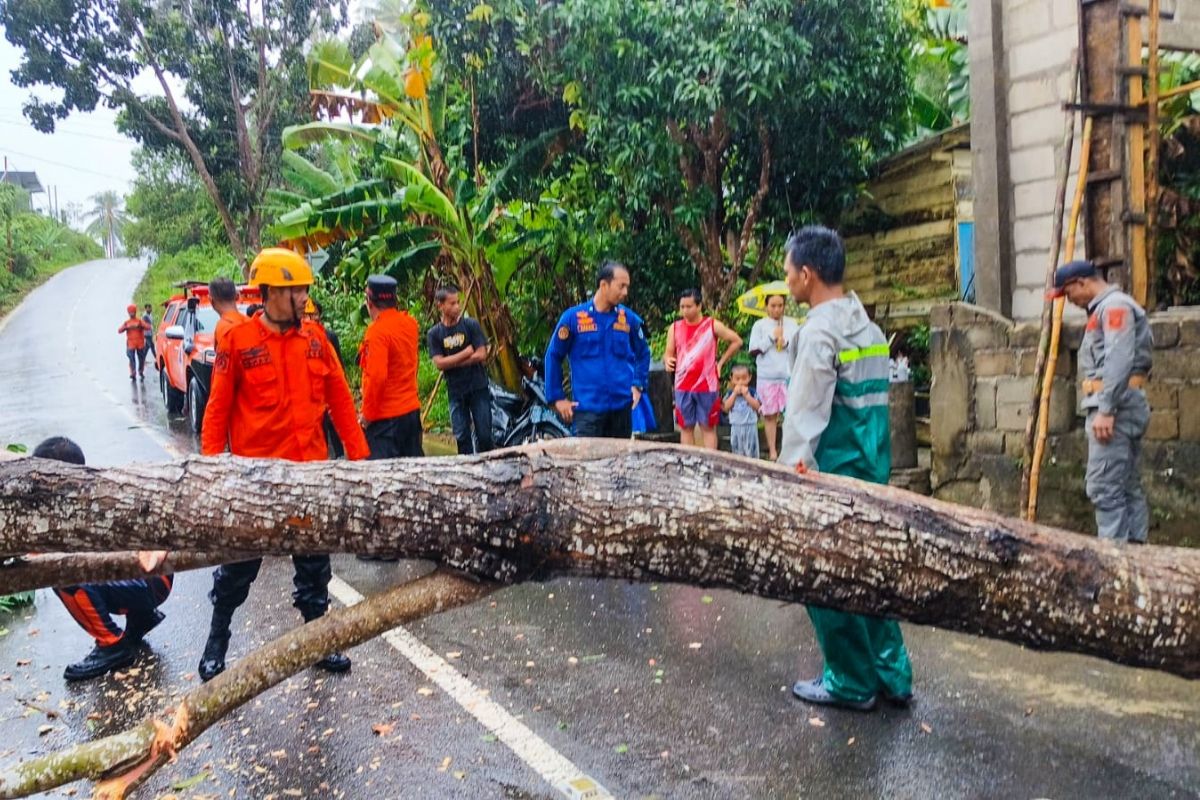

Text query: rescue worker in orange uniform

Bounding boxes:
[197,248,369,682]
[359,275,423,458]
[209,276,247,348]
[118,303,151,380]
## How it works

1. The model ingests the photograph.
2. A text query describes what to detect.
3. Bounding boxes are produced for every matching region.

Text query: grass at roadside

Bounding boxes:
[132,244,240,311]
[0,251,106,321]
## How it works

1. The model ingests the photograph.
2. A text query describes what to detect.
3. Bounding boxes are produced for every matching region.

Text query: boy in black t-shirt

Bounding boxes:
[427,284,494,454]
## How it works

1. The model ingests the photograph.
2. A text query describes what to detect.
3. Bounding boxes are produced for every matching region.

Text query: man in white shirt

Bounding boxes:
[747,293,799,461]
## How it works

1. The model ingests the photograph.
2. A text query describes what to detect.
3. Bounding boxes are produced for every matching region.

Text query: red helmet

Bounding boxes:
[127,304,138,314]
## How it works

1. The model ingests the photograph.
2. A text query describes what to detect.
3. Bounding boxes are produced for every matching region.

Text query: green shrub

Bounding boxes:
[133,244,240,310]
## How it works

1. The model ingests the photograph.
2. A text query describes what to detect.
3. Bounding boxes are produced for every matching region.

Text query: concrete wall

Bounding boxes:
[970,0,1200,320]
[930,302,1200,546]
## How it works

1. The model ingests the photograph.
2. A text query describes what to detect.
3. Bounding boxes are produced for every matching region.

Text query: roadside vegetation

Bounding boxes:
[0,184,104,318]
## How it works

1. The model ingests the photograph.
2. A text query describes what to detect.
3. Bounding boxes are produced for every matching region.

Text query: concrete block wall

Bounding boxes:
[930,302,1200,546]
[1002,0,1083,321]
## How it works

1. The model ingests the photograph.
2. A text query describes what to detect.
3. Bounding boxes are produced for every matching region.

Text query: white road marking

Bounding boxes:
[64,262,187,458]
[327,575,613,800]
[52,260,611,798]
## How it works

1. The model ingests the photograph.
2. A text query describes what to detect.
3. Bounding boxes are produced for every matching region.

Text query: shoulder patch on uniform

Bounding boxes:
[1105,306,1128,331]
[215,351,231,374]
[1087,313,1100,331]
[307,336,323,359]
[557,325,570,340]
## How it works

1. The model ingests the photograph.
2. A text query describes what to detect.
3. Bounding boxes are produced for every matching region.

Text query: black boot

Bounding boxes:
[198,608,234,682]
[125,609,165,646]
[64,641,137,681]
[301,608,351,673]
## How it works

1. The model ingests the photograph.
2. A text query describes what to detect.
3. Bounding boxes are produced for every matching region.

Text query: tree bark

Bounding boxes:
[0,570,492,799]
[1,440,1197,679]
[0,552,252,595]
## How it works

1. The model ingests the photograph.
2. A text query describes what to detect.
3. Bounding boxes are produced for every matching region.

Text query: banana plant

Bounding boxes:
[271,23,567,390]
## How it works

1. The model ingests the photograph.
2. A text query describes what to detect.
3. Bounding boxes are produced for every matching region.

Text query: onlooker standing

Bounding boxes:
[722,364,762,459]
[118,303,151,381]
[142,303,157,366]
[778,225,912,712]
[545,260,651,438]
[428,284,493,454]
[359,275,423,458]
[747,293,799,461]
[663,288,742,449]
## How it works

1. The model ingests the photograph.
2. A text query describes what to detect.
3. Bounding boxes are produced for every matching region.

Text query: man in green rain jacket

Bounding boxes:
[778,225,913,712]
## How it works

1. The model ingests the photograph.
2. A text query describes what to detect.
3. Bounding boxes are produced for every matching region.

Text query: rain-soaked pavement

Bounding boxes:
[0,258,1198,799]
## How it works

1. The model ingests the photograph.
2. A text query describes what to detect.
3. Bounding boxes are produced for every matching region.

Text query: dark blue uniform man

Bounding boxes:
[545,260,651,438]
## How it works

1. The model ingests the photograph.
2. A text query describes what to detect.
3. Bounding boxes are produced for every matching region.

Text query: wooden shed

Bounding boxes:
[842,124,973,328]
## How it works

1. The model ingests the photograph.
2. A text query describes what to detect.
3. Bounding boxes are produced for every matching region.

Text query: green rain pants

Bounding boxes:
[806,605,913,703]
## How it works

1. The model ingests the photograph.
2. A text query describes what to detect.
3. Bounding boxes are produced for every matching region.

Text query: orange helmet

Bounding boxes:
[127,304,137,314]
[248,248,313,288]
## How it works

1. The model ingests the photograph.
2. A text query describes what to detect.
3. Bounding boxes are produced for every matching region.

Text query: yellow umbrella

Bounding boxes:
[736,280,807,321]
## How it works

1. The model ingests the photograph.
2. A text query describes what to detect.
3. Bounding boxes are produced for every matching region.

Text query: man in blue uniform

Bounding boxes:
[545,260,651,438]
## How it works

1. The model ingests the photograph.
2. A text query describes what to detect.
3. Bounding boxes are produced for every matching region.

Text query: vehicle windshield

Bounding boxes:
[193,306,220,333]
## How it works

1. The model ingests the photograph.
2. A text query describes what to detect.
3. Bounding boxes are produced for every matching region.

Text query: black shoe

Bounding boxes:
[355,555,399,562]
[125,609,165,646]
[198,610,233,682]
[315,652,352,673]
[64,641,137,681]
[881,689,914,708]
[791,677,876,712]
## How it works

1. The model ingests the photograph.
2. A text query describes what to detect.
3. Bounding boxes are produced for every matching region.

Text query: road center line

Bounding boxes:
[327,575,613,800]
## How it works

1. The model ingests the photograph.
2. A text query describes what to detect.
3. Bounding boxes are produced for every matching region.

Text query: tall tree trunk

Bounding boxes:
[1,441,1197,679]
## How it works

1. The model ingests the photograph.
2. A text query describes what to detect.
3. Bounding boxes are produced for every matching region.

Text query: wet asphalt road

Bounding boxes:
[0,259,1198,799]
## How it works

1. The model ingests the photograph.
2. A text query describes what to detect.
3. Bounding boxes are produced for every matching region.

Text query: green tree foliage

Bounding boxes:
[1154,53,1200,307]
[124,149,225,259]
[0,195,104,313]
[904,0,969,138]
[523,0,911,308]
[83,190,129,259]
[0,0,347,268]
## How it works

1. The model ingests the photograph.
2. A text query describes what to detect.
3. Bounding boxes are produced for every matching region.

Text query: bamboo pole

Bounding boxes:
[1019,54,1080,516]
[1146,0,1161,310]
[1027,116,1094,522]
[1128,14,1150,306]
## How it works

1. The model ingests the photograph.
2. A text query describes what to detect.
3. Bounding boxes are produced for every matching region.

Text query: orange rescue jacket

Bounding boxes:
[359,308,420,422]
[201,316,369,461]
[119,318,150,350]
[214,309,249,349]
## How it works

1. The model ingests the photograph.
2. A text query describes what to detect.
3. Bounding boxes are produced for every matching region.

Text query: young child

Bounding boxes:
[722,364,762,458]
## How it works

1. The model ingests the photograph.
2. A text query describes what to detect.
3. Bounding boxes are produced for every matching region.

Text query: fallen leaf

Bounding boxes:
[371,723,395,737]
[445,651,462,660]
[283,791,302,797]
[700,596,713,604]
[452,770,466,780]
[171,771,211,791]
[808,717,825,728]
[614,743,629,754]
[15,659,30,667]
[847,737,856,746]
[525,661,536,668]
[481,733,497,743]
[438,756,452,772]
[270,749,288,759]
[687,642,702,650]
[567,657,579,666]
[919,722,933,734]
[581,654,606,664]
[417,687,434,696]
[37,725,53,736]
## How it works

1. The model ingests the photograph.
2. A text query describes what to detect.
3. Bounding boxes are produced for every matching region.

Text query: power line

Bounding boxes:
[0,147,133,182]
[0,118,136,146]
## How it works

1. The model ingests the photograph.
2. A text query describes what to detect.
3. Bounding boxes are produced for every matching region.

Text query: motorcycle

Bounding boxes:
[490,359,571,447]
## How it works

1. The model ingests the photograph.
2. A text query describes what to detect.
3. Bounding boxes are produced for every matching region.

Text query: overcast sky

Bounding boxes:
[0,37,139,221]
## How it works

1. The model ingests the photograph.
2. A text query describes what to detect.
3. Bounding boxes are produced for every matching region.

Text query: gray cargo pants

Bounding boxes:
[1084,396,1150,542]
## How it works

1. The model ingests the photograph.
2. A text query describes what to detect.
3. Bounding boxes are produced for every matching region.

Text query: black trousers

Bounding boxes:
[366,410,424,459]
[449,386,494,454]
[573,408,632,439]
[209,556,331,619]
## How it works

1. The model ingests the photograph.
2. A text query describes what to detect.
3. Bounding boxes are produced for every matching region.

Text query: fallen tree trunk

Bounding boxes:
[1,439,1197,678]
[0,569,492,799]
[1,551,248,594]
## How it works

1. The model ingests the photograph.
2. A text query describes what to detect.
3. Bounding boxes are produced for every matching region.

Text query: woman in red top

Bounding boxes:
[117,303,151,380]
[663,288,743,449]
